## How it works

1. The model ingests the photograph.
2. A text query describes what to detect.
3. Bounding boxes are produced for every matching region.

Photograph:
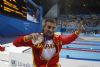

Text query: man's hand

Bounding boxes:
[74,20,85,35]
[31,33,44,44]
[24,33,44,44]
[77,20,85,31]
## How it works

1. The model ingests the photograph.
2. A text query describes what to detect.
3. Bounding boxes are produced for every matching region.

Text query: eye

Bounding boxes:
[47,26,51,29]
[47,26,55,30]
[52,27,55,29]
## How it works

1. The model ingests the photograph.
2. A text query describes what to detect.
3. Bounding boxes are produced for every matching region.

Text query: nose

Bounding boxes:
[49,27,54,32]
[48,29,52,33]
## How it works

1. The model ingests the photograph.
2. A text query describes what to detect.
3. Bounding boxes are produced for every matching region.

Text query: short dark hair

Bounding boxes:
[45,18,56,23]
[44,18,56,27]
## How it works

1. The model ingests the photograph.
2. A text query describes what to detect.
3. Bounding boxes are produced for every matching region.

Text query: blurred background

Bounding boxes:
[0,0,100,67]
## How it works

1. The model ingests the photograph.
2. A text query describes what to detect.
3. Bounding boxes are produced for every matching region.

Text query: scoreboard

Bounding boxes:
[0,0,43,36]
[0,0,27,20]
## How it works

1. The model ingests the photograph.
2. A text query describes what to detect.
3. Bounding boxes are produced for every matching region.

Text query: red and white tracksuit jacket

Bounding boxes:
[13,33,78,67]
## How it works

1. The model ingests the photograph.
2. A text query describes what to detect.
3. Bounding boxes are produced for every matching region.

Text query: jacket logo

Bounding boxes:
[34,40,55,49]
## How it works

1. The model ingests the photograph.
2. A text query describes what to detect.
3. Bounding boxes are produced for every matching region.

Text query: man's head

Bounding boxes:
[43,18,56,37]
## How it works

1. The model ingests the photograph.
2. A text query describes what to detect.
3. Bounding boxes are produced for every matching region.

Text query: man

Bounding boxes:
[13,18,84,67]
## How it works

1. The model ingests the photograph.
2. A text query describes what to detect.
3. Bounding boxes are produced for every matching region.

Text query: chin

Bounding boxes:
[45,32,54,37]
[48,34,54,37]
[49,35,53,37]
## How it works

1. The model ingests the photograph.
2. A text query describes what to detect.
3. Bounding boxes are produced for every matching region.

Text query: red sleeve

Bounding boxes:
[59,33,78,45]
[13,36,33,47]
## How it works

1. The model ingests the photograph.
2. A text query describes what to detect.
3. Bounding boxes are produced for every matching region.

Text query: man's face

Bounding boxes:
[44,22,56,37]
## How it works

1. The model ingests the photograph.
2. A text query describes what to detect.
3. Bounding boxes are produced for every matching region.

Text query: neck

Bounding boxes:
[43,34,54,41]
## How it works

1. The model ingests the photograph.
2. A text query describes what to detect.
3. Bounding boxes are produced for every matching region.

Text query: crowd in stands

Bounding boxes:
[56,15,100,34]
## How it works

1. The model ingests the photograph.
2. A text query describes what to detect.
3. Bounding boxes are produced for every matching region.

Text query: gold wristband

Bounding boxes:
[74,30,81,36]
[23,36,27,42]
[23,35,33,42]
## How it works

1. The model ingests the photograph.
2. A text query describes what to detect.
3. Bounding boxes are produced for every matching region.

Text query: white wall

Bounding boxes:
[9,53,100,67]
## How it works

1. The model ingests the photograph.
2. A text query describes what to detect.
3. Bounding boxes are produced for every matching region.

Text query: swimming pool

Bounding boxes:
[60,36,100,61]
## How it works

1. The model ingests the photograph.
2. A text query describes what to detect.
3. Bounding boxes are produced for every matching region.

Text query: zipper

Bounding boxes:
[46,61,49,67]
[46,40,60,67]
[45,35,61,67]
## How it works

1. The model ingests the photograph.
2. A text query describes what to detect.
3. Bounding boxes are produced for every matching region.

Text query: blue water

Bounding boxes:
[60,40,100,61]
